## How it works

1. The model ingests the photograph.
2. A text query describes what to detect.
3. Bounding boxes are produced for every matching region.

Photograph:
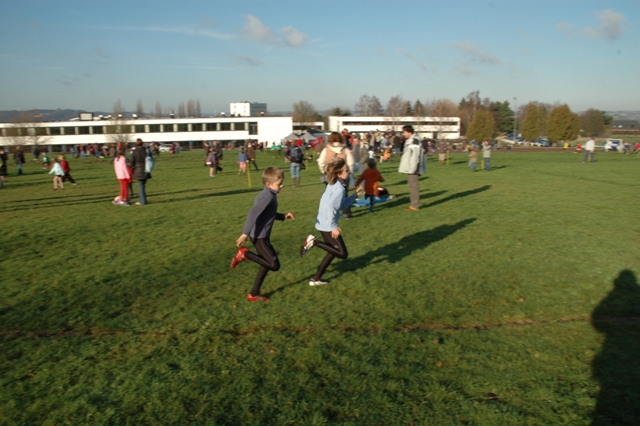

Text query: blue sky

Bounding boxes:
[0,0,637,115]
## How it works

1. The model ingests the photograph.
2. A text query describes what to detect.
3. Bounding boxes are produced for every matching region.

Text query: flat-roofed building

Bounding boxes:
[230,102,268,117]
[0,115,292,148]
[611,120,639,134]
[328,116,460,139]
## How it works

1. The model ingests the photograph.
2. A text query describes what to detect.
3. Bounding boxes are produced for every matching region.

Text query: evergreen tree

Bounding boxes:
[521,103,545,141]
[414,100,424,117]
[489,101,514,134]
[580,108,606,137]
[404,101,413,116]
[547,104,580,143]
[466,109,495,141]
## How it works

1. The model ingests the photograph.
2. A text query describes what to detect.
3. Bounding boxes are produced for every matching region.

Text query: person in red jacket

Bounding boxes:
[356,158,385,213]
[59,155,77,185]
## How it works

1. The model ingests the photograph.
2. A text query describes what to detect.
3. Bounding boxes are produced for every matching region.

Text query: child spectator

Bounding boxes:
[238,148,247,175]
[113,150,131,206]
[206,148,217,178]
[59,155,77,184]
[468,149,478,172]
[300,158,362,285]
[42,152,50,169]
[356,158,385,213]
[231,167,296,301]
[48,158,65,190]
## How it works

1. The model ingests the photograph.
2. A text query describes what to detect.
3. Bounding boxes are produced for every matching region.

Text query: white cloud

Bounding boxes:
[280,26,308,46]
[228,53,262,66]
[451,41,500,64]
[396,48,435,73]
[454,66,477,76]
[240,15,309,47]
[557,9,626,40]
[241,15,279,44]
[93,25,235,40]
[593,9,626,40]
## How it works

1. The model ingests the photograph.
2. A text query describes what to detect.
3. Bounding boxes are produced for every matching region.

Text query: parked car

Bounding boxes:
[158,143,172,153]
[532,138,551,147]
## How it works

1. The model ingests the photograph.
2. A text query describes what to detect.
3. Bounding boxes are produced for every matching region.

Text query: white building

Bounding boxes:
[328,116,460,139]
[0,116,292,148]
[229,102,267,117]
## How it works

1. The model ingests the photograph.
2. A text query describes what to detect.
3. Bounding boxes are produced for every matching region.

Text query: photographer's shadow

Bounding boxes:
[591,269,640,425]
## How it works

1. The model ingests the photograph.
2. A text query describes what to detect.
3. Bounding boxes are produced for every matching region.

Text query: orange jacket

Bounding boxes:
[356,168,384,196]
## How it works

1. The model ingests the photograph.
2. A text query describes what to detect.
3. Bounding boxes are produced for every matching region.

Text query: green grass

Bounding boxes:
[1,149,639,425]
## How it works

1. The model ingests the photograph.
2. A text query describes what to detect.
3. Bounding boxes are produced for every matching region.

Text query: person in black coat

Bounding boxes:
[131,138,149,205]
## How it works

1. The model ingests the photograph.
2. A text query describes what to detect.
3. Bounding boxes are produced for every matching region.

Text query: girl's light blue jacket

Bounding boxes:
[49,163,64,176]
[315,180,357,232]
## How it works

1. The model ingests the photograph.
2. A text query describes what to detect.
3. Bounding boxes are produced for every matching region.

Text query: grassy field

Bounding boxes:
[1,148,639,425]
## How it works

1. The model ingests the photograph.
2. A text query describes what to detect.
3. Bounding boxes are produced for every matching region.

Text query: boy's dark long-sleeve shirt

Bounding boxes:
[242,187,285,239]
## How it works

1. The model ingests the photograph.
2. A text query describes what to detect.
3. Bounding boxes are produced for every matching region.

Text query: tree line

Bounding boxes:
[293,91,613,143]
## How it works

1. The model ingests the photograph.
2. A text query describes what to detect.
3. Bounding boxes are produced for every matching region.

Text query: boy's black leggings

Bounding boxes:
[314,231,348,280]
[62,173,76,184]
[245,238,280,296]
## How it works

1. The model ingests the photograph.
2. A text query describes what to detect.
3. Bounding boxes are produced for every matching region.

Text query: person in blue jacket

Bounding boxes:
[300,158,362,286]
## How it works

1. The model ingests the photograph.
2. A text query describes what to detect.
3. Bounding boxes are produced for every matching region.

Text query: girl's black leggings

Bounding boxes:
[245,238,280,296]
[314,231,348,280]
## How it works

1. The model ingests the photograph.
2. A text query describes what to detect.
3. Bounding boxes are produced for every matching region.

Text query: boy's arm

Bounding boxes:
[377,170,385,182]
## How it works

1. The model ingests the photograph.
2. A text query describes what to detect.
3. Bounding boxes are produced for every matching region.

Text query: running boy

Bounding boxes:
[231,167,295,301]
[300,158,362,286]
[356,158,384,213]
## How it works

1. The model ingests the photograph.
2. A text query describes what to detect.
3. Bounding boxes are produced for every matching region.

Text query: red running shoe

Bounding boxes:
[247,294,270,302]
[231,247,249,269]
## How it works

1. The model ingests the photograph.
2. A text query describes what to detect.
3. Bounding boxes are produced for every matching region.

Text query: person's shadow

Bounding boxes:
[330,218,476,277]
[591,269,640,425]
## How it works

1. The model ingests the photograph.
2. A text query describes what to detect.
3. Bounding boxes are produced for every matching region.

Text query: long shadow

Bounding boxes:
[151,187,261,204]
[591,269,640,425]
[423,185,491,209]
[0,187,230,213]
[490,165,507,170]
[329,218,477,277]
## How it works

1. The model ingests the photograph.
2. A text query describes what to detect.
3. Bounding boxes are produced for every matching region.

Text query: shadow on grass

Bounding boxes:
[591,269,640,425]
[490,165,507,170]
[423,185,491,209]
[152,187,261,204]
[330,218,477,276]
[0,188,212,212]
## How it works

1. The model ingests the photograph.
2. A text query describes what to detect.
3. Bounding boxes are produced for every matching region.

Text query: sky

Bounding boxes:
[0,0,637,115]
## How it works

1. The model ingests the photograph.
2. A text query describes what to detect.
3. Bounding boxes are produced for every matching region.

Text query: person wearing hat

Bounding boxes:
[398,125,426,211]
[317,132,355,218]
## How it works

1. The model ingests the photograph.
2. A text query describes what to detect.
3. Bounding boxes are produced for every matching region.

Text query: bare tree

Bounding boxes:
[292,100,320,125]
[428,98,458,138]
[413,100,425,132]
[113,99,125,118]
[187,99,195,117]
[154,101,162,118]
[136,99,144,118]
[354,94,384,116]
[106,116,134,146]
[196,99,202,117]
[177,102,186,118]
[385,95,405,131]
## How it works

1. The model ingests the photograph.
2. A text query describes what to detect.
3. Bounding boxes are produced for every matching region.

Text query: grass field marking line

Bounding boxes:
[3,316,640,338]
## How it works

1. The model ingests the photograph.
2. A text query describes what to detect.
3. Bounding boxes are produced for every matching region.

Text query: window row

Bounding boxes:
[1,122,258,137]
